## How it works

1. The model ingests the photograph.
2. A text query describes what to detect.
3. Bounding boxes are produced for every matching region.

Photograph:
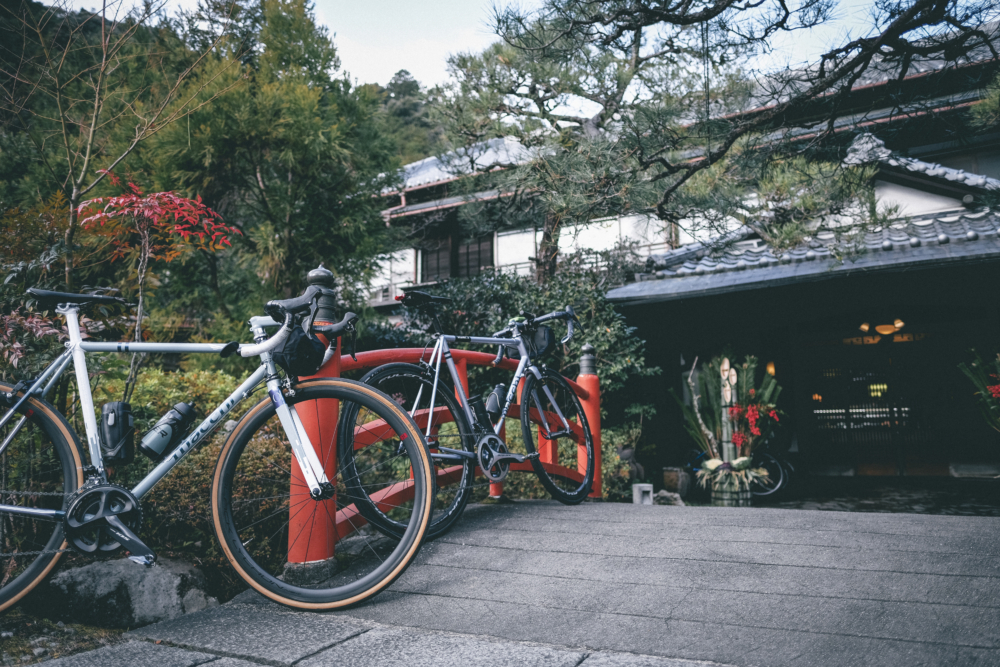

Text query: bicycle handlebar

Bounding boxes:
[534,306,584,344]
[240,313,293,358]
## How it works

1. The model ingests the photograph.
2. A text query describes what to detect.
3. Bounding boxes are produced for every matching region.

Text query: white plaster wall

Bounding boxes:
[874,181,963,217]
[496,228,537,274]
[370,248,416,301]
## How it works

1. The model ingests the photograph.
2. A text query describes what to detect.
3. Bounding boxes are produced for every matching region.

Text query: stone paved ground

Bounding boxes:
[44,501,1000,667]
[767,477,1000,516]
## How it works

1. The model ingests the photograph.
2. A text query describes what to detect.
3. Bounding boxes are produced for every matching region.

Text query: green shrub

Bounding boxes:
[92,368,256,600]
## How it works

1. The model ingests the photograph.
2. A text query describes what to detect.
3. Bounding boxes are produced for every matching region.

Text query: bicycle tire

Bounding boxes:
[0,381,84,612]
[212,378,433,609]
[345,363,475,540]
[520,369,594,504]
[750,451,785,497]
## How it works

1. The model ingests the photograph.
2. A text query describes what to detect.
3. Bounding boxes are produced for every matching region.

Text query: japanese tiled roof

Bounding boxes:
[845,134,1000,192]
[398,137,533,190]
[606,209,1000,304]
[744,22,999,109]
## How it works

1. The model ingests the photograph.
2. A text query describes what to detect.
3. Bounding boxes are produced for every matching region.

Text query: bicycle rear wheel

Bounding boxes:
[346,363,475,540]
[212,378,433,609]
[520,369,594,504]
[0,382,84,612]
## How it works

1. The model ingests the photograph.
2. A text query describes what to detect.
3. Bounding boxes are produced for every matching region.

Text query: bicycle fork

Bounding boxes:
[266,378,334,500]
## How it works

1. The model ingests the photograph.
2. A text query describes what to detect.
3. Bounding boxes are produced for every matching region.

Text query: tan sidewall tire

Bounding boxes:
[211,377,433,610]
[0,382,84,612]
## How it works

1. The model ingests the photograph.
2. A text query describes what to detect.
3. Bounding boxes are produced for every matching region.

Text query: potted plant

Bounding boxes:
[958,351,1000,433]
[674,354,781,506]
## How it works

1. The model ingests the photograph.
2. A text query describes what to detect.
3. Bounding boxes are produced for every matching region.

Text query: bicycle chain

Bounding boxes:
[0,548,71,558]
[0,489,70,497]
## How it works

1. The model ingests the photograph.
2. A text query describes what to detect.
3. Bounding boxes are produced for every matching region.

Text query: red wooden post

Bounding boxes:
[576,344,602,499]
[287,267,341,568]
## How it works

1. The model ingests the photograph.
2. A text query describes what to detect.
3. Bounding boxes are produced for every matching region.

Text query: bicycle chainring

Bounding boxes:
[476,434,510,483]
[64,482,143,556]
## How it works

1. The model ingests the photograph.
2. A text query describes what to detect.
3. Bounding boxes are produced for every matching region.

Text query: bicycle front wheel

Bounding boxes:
[346,363,475,541]
[212,378,433,609]
[520,369,594,504]
[0,382,84,612]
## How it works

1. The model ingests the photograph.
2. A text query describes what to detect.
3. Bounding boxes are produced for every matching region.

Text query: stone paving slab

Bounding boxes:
[44,502,1000,667]
[442,525,1000,576]
[334,592,1000,667]
[491,503,1000,538]
[129,603,371,666]
[298,625,587,667]
[416,541,1000,607]
[486,515,1000,554]
[43,641,217,667]
[387,564,1000,646]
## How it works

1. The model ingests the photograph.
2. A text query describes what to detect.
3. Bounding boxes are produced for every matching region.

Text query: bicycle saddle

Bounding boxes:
[395,290,451,308]
[27,288,132,307]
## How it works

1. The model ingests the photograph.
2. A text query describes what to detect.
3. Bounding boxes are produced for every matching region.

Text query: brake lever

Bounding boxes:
[491,344,505,367]
[346,324,357,362]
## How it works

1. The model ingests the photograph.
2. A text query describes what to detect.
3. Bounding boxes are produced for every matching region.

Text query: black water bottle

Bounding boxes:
[138,402,196,461]
[100,402,135,463]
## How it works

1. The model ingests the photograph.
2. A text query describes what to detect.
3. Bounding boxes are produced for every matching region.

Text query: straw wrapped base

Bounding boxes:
[711,486,752,507]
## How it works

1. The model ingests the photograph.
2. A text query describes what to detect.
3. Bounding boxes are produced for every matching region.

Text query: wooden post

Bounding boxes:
[577,344,602,499]
[288,266,340,568]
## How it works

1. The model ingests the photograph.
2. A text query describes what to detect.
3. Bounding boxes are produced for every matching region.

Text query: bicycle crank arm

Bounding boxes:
[491,451,539,465]
[432,447,477,462]
[105,515,157,567]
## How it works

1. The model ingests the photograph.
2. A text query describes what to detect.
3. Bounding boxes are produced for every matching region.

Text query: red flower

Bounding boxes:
[749,388,755,397]
[769,410,779,422]
[989,385,1000,400]
[732,432,747,447]
[728,405,744,419]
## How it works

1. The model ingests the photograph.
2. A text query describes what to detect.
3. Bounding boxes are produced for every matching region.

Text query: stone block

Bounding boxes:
[30,558,218,628]
[653,489,685,506]
[660,467,690,497]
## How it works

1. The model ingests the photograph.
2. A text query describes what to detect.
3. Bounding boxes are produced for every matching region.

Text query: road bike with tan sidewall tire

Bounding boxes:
[0,286,433,612]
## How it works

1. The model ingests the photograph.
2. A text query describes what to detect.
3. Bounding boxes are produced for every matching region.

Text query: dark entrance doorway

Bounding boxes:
[799,309,998,476]
[805,332,942,475]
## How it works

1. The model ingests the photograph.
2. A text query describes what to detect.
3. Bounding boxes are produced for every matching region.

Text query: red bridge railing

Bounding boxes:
[290,343,602,565]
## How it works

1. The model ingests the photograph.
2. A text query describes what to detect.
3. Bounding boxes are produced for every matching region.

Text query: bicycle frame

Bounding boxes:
[420,332,572,447]
[0,306,332,522]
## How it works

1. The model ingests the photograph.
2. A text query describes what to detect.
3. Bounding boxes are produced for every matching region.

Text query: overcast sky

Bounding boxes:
[62,0,875,89]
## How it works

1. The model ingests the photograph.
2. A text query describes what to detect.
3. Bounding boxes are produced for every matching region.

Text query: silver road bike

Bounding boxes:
[342,290,595,541]
[0,286,433,611]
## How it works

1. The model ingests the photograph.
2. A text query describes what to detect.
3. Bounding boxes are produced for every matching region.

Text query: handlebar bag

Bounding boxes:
[526,325,555,359]
[272,325,326,377]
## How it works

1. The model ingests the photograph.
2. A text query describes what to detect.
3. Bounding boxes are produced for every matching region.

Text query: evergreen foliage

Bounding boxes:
[432,0,1000,280]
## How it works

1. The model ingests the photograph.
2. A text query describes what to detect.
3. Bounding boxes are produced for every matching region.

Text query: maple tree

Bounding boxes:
[78,172,239,400]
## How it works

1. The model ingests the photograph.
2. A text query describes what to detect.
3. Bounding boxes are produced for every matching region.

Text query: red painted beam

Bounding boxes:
[339,348,589,401]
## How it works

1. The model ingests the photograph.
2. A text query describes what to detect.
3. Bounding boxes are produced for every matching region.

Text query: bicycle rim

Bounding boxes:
[521,371,594,504]
[348,364,475,540]
[750,452,785,497]
[212,378,432,609]
[0,383,83,612]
